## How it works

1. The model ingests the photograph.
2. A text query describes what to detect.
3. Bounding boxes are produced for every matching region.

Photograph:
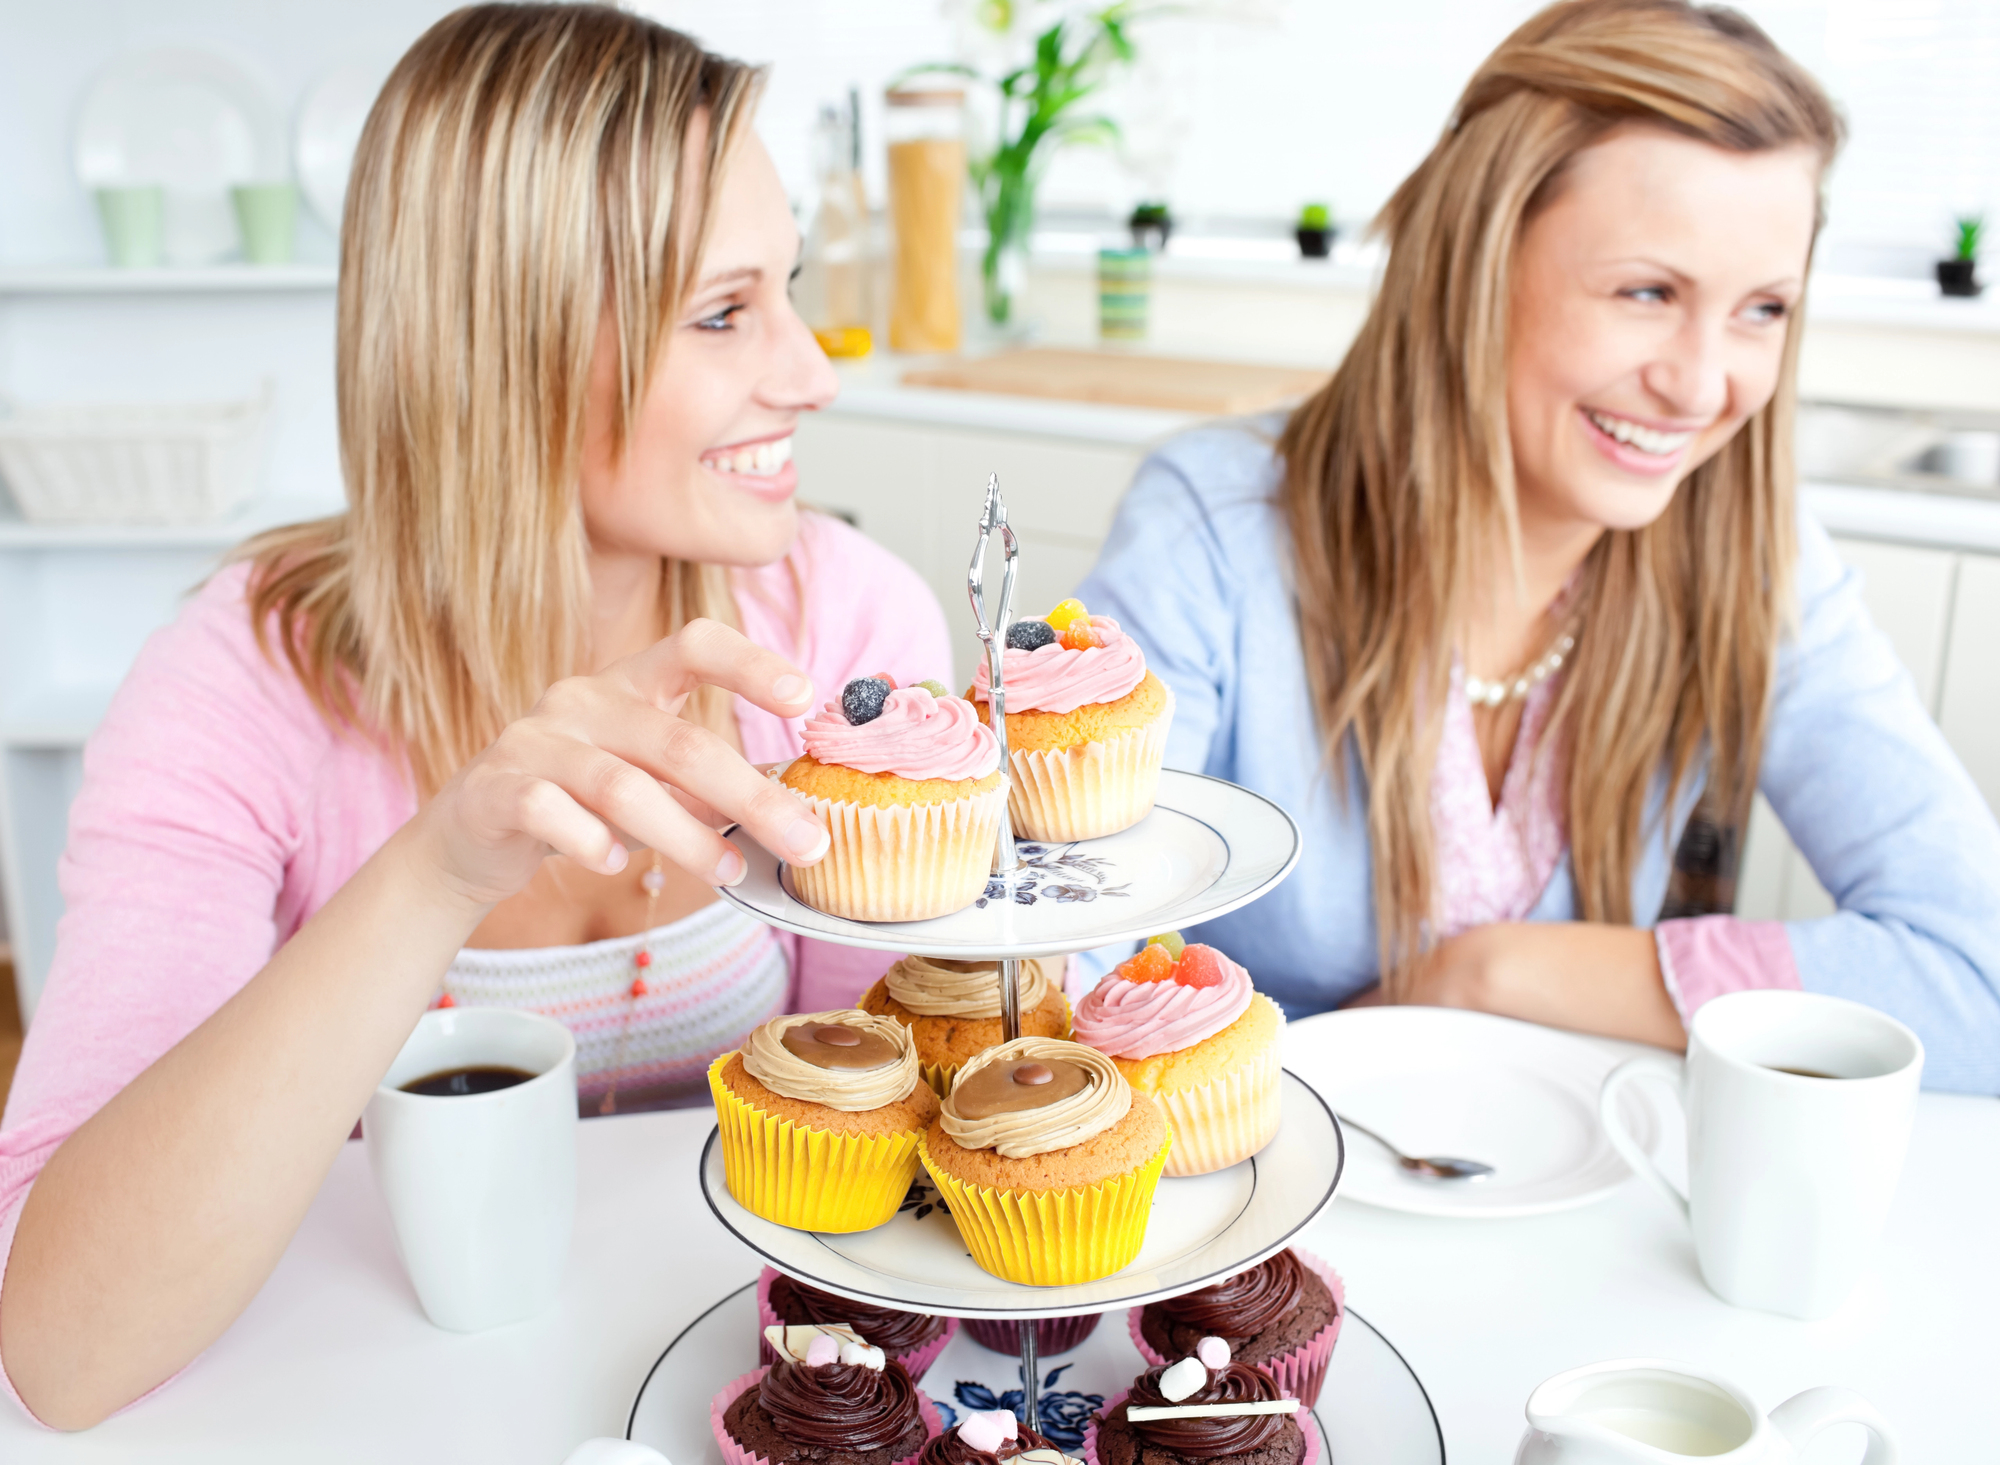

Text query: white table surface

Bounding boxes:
[3,1086,1992,1462]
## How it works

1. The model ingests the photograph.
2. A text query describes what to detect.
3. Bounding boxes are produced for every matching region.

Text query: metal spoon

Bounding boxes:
[1335,1113,1495,1182]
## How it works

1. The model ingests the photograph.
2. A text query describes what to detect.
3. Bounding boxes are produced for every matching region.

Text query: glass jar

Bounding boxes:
[883,87,965,354]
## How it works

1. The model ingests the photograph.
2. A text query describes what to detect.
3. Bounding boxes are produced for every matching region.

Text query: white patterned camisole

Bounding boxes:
[439,898,788,1114]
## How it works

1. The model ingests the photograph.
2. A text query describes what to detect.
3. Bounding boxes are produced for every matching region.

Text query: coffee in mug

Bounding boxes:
[1599,989,1922,1319]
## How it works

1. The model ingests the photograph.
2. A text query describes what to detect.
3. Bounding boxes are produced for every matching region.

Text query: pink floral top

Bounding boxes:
[1431,664,1799,1016]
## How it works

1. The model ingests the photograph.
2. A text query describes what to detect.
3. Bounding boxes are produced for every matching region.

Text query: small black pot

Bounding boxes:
[1937,258,1982,297]
[1129,207,1173,254]
[1296,226,1334,258]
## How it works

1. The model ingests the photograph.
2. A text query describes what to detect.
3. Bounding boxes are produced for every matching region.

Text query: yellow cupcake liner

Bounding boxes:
[708,1054,924,1233]
[1152,1038,1284,1177]
[915,994,1074,1099]
[919,1124,1173,1285]
[1006,690,1172,843]
[788,782,1008,922]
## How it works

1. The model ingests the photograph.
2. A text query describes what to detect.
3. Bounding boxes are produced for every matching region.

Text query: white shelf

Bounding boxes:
[0,683,115,748]
[0,495,341,550]
[0,264,338,296]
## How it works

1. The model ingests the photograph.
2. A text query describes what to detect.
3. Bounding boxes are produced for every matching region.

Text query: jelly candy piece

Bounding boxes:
[841,677,892,724]
[1046,598,1089,633]
[1060,617,1099,651]
[1144,931,1186,960]
[1116,942,1177,984]
[1175,945,1228,989]
[870,671,897,688]
[1007,619,1057,652]
[916,679,950,698]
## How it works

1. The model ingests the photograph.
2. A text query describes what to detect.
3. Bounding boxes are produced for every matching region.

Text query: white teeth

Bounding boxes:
[1587,410,1693,457]
[709,436,793,477]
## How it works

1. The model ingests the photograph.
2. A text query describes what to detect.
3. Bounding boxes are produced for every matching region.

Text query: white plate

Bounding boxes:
[718,769,1301,958]
[296,51,401,234]
[1283,1007,1675,1218]
[76,48,287,265]
[628,1281,1443,1465]
[699,1071,1341,1318]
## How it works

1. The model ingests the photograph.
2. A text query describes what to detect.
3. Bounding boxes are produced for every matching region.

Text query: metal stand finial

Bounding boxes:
[968,473,1027,1044]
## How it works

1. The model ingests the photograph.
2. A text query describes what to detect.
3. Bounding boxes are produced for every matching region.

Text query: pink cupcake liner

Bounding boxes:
[712,1365,944,1465]
[757,1267,959,1382]
[1126,1248,1346,1409]
[961,1313,1103,1356]
[1084,1387,1320,1465]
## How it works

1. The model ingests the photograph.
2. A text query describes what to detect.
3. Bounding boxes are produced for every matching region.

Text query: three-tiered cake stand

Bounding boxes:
[626,481,1446,1463]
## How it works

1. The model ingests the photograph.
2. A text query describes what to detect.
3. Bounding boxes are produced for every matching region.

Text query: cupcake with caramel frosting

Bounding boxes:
[713,1322,942,1465]
[919,1037,1172,1285]
[967,598,1173,841]
[709,1010,940,1233]
[861,955,1072,1096]
[781,679,1006,921]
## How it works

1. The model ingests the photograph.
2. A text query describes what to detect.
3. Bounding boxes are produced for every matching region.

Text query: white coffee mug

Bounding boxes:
[1515,1357,1898,1463]
[365,1007,578,1332]
[1599,990,1922,1319]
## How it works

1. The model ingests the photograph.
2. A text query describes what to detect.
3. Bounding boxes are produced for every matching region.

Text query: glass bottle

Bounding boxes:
[800,94,872,358]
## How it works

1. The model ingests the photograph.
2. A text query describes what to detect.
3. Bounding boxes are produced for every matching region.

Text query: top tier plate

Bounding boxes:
[717,768,1301,958]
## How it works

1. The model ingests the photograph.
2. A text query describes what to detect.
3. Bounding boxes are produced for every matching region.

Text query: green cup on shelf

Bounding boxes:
[94,185,165,268]
[1098,246,1152,341]
[232,182,299,265]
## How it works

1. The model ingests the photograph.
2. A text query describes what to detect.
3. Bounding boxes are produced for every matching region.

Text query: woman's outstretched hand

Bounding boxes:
[412,618,830,909]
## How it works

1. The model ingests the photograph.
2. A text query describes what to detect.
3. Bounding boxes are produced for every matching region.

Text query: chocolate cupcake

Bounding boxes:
[1086,1341,1313,1465]
[759,1266,957,1380]
[962,1314,1102,1357]
[714,1324,941,1465]
[920,1408,1074,1465]
[1131,1249,1344,1407]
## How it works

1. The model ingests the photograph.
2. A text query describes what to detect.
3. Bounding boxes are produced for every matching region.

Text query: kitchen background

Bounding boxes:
[1,0,1997,1063]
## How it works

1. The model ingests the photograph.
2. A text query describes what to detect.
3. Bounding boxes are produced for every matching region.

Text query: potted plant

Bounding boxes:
[1938,215,1983,297]
[1296,202,1335,259]
[1129,200,1173,253]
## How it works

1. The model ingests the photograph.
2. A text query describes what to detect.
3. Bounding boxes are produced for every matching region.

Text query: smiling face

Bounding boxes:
[1505,126,1820,546]
[579,123,838,569]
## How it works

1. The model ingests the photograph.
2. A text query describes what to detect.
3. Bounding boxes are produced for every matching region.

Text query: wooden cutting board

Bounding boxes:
[903,348,1329,415]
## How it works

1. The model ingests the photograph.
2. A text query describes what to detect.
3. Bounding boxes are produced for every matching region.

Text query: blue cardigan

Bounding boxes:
[1076,418,2000,1094]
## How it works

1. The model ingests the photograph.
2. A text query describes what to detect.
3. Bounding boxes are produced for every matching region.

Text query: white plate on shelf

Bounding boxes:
[700,1070,1341,1319]
[628,1281,1444,1465]
[75,48,287,265]
[718,769,1301,958]
[296,50,402,233]
[1283,1007,1677,1218]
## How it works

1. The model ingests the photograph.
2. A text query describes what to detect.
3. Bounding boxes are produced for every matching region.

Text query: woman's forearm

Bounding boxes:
[1406,922,1687,1049]
[0,819,489,1430]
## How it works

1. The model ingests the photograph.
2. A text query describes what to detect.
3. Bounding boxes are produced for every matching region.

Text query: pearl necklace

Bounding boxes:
[1465,632,1576,709]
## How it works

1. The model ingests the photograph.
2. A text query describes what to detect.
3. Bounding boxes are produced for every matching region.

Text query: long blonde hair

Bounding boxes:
[1278,0,1842,979]
[238,4,762,794]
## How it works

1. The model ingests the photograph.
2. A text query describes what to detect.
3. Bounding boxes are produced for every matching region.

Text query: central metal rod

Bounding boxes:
[1017,1319,1040,1429]
[968,473,1025,1042]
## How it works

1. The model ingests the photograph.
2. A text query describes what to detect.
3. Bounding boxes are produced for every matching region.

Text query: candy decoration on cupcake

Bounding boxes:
[1072,933,1286,1177]
[778,677,1008,921]
[967,598,1174,842]
[920,1407,1080,1465]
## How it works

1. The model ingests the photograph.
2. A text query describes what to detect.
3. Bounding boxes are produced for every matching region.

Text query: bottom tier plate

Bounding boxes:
[628,1281,1445,1465]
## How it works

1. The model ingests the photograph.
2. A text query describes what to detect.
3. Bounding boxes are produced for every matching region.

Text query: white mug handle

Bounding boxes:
[1598,1053,1690,1219]
[1770,1386,1899,1464]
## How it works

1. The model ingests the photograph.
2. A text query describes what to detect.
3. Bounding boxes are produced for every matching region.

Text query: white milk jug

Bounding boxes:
[1514,1359,1898,1464]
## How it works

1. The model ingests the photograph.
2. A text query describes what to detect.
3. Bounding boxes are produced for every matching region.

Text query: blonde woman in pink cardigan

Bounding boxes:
[0,8,946,1427]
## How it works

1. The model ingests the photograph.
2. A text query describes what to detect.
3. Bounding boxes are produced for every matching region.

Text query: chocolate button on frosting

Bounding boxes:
[783,1023,901,1070]
[952,1057,1090,1118]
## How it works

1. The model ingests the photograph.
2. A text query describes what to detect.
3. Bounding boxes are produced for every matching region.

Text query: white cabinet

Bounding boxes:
[1736,537,1999,921]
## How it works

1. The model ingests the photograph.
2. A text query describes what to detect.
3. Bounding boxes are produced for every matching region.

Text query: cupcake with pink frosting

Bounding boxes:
[966,597,1172,842]
[1072,933,1284,1177]
[780,676,1006,921]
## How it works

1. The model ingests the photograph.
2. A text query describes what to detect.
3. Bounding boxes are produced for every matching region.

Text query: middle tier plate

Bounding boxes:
[717,768,1302,957]
[700,1068,1343,1319]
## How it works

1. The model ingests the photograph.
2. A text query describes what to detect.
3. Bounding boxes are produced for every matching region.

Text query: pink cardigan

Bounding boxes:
[0,512,953,1418]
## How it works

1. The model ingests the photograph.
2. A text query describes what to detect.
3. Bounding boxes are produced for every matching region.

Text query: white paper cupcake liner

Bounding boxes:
[1006,692,1172,843]
[788,781,1008,922]
[1153,1033,1285,1178]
